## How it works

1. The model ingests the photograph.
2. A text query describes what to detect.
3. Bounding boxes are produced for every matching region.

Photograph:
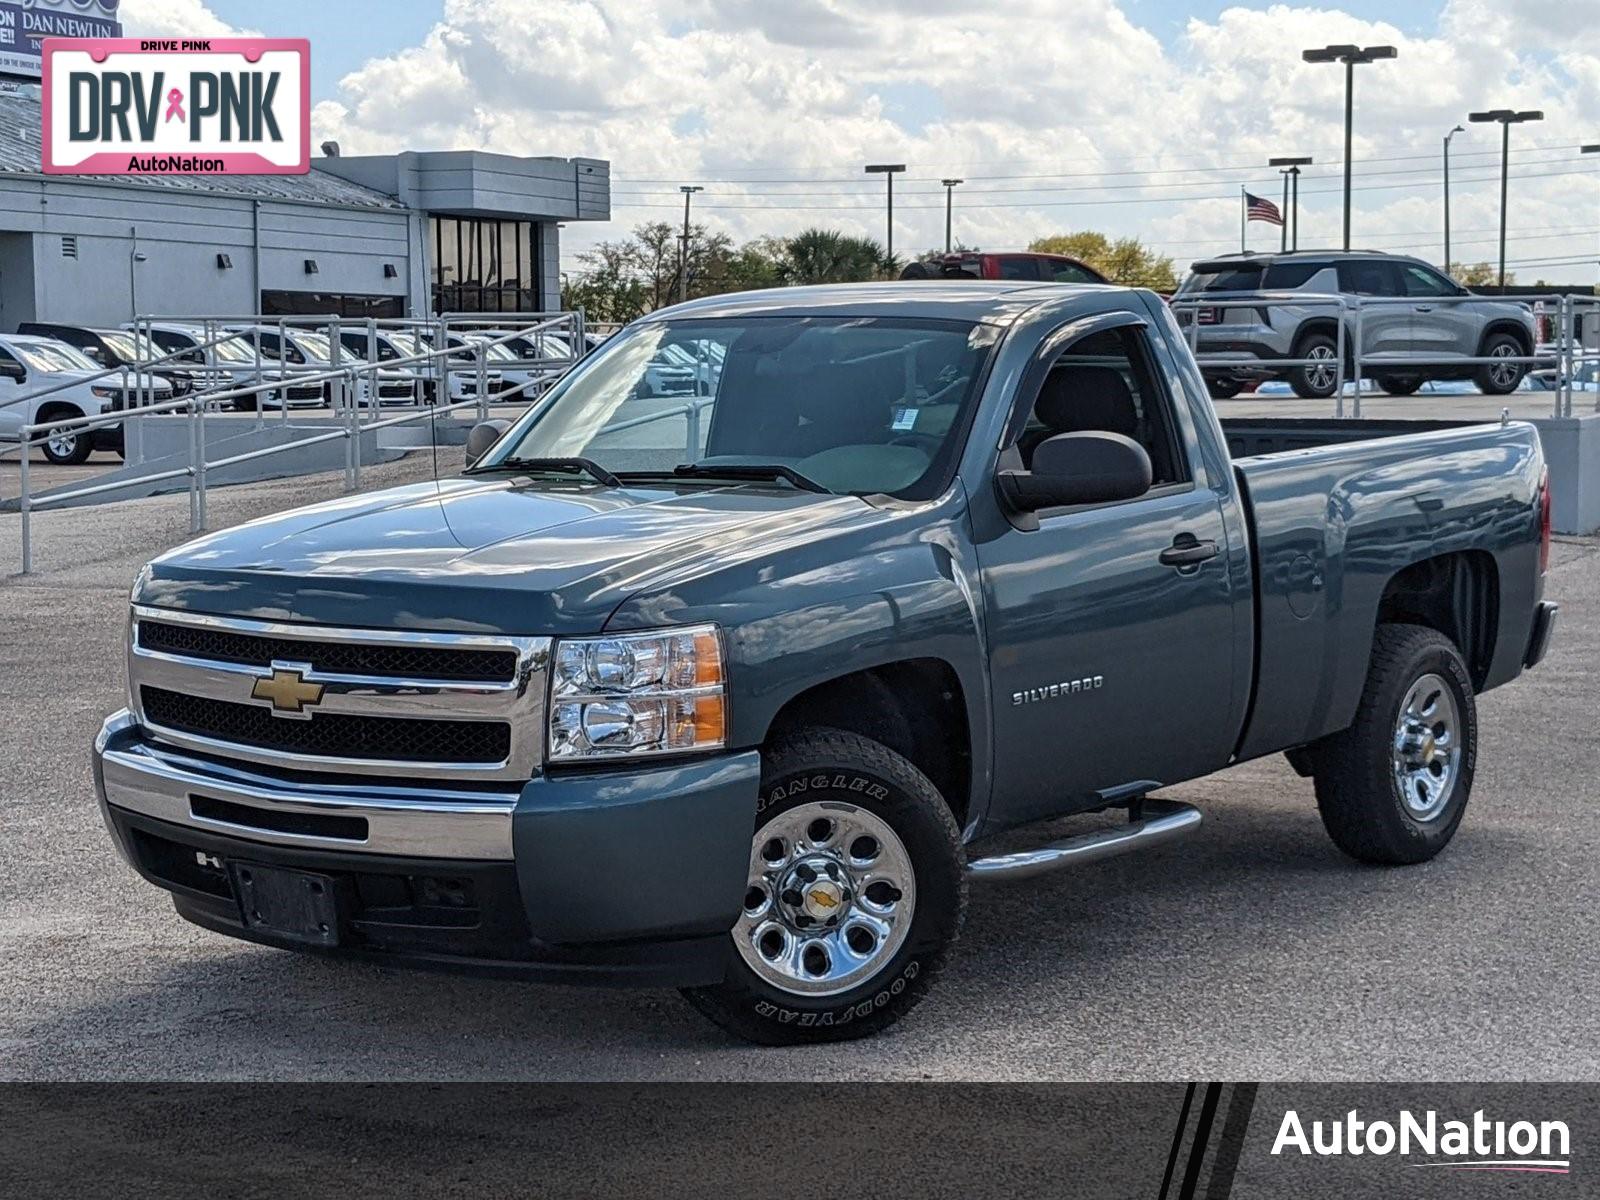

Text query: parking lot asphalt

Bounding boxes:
[1,455,1596,1082]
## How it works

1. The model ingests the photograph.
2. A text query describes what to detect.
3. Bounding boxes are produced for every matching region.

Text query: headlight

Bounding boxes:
[547,625,725,761]
[90,385,123,398]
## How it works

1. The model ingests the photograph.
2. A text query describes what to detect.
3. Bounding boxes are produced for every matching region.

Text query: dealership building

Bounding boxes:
[0,87,610,328]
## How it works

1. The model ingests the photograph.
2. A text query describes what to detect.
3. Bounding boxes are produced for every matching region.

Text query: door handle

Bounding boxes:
[1414,305,1434,313]
[1159,535,1220,567]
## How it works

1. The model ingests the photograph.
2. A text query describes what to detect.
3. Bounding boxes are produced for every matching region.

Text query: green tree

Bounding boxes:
[777,228,893,285]
[561,238,649,323]
[1449,261,1513,287]
[1028,231,1178,290]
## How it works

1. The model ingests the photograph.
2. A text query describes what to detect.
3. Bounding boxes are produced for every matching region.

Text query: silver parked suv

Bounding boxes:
[1173,251,1538,399]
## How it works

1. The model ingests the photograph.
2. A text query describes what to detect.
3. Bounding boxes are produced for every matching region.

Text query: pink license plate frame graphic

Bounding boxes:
[41,38,310,175]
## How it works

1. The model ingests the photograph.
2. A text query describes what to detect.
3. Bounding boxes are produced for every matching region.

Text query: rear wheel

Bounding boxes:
[1308,624,1476,865]
[681,729,965,1044]
[1475,332,1527,395]
[1289,331,1340,399]
[1376,374,1424,396]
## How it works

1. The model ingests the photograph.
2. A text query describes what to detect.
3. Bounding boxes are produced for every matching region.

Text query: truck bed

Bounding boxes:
[1225,419,1545,762]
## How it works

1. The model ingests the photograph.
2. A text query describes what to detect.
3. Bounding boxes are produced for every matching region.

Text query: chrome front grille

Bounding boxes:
[128,606,548,781]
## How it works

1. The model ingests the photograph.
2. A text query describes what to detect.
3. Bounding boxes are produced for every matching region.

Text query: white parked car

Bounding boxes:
[0,333,173,464]
[128,322,320,411]
[335,328,503,404]
[226,324,426,409]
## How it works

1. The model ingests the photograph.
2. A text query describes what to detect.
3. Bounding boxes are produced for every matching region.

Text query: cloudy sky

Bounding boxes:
[121,0,1600,279]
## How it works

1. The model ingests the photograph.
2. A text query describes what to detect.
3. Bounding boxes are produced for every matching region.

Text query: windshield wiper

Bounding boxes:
[470,456,621,486]
[667,462,828,493]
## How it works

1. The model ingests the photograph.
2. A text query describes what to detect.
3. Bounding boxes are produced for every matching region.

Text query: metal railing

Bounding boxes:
[8,312,588,574]
[1169,289,1579,419]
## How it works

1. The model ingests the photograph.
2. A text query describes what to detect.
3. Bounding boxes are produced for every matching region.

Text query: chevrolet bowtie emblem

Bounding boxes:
[251,667,324,714]
[808,888,840,911]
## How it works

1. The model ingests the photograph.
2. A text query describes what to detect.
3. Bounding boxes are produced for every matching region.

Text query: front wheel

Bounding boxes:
[41,419,92,465]
[1308,624,1477,865]
[1475,333,1527,395]
[1207,378,1244,400]
[681,729,965,1044]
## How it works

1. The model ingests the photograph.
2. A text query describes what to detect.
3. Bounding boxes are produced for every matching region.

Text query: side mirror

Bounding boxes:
[0,359,25,383]
[465,419,511,467]
[998,431,1152,512]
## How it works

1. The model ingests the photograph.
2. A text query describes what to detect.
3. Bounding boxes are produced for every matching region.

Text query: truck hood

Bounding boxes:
[135,476,875,634]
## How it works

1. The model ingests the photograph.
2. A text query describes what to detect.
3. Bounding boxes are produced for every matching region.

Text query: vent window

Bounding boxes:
[60,236,78,259]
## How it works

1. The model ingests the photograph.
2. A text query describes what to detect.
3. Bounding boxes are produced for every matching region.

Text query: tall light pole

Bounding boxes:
[1469,109,1544,287]
[1302,43,1397,250]
[1582,145,1599,287]
[677,185,703,304]
[864,163,906,264]
[1269,156,1313,250]
[1443,124,1464,272]
[941,178,963,253]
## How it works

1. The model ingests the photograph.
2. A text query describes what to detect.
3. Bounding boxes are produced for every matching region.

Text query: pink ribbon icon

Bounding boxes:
[164,88,185,123]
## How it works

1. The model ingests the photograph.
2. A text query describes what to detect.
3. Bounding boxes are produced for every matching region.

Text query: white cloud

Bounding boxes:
[155,1,1600,281]
[119,0,258,38]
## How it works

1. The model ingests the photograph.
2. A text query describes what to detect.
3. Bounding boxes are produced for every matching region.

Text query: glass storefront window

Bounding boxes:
[430,216,540,315]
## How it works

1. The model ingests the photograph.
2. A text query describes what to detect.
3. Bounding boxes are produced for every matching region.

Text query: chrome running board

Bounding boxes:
[965,799,1202,882]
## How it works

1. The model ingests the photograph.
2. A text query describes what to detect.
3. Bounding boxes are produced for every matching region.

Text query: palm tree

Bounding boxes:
[778,229,891,285]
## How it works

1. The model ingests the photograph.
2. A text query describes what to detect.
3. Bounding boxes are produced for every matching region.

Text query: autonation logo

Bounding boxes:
[1273,1108,1571,1175]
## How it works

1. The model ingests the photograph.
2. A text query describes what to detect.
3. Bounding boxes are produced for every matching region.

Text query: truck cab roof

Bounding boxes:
[645,280,1119,326]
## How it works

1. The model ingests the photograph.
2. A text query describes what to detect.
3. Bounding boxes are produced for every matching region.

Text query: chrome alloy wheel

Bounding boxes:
[45,428,80,460]
[1304,343,1337,393]
[1392,673,1463,821]
[736,800,916,997]
[1487,342,1521,390]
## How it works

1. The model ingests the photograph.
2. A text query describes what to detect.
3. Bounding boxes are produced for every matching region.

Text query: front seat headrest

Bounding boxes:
[1034,364,1138,439]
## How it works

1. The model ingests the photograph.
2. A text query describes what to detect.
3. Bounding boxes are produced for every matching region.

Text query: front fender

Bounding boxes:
[605,493,995,830]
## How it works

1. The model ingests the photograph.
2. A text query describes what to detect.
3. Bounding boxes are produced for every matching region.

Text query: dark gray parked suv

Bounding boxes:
[1173,251,1538,399]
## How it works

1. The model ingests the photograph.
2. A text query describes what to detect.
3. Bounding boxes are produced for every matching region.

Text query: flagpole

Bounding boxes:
[1240,187,1246,252]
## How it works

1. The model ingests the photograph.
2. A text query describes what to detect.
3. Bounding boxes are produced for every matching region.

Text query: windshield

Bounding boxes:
[461,336,518,363]
[293,332,336,361]
[210,335,261,364]
[11,341,98,372]
[98,331,156,361]
[483,316,997,498]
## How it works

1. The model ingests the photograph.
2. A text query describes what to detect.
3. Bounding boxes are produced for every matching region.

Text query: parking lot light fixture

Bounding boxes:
[865,163,907,265]
[1470,109,1545,287]
[1302,44,1398,251]
[940,178,963,253]
[1269,156,1313,250]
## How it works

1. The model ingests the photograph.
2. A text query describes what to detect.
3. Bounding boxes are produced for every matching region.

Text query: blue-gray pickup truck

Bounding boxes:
[94,281,1558,1044]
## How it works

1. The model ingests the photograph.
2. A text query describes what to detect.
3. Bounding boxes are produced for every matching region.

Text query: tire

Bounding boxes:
[681,729,966,1045]
[1308,624,1477,865]
[1289,331,1341,399]
[1475,332,1527,395]
[39,411,92,465]
[1207,378,1244,400]
[232,393,258,412]
[1376,374,1424,396]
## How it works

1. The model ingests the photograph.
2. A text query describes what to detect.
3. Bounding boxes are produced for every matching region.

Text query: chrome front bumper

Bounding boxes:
[94,711,518,861]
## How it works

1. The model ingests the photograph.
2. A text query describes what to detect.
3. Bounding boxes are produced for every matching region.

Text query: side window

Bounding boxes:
[1263,261,1329,289]
[150,330,187,353]
[1338,260,1402,296]
[1014,325,1190,489]
[996,256,1044,281]
[1049,261,1099,284]
[1401,265,1459,297]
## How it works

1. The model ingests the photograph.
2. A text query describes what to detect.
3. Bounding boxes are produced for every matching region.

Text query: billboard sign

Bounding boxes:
[0,0,120,79]
[42,37,310,175]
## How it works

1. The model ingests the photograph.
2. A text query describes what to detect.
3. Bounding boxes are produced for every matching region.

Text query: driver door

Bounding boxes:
[974,316,1240,823]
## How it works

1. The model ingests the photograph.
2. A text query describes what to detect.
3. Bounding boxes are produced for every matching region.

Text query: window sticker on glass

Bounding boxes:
[891,407,918,431]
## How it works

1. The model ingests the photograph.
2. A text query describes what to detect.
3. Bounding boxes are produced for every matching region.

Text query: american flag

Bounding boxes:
[1245,191,1284,227]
